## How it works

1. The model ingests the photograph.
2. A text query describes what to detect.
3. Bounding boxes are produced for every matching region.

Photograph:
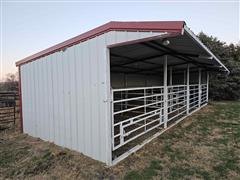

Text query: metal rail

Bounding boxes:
[0,92,19,128]
[111,84,207,151]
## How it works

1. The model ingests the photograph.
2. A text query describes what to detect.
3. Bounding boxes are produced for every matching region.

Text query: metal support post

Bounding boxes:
[198,68,201,107]
[169,66,172,112]
[163,55,168,128]
[206,71,209,102]
[186,64,190,114]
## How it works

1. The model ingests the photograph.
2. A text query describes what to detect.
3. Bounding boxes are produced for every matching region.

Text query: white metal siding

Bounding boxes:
[20,30,165,164]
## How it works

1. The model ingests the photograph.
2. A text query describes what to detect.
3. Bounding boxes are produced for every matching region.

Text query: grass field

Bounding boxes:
[0,101,239,179]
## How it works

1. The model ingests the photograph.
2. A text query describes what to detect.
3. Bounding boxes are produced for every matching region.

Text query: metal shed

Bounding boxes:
[16,21,229,166]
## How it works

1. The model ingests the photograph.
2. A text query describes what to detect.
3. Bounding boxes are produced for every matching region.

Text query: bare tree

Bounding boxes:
[0,73,19,92]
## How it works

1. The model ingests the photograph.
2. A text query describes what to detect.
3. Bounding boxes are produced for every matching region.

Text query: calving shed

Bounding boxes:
[16,21,229,165]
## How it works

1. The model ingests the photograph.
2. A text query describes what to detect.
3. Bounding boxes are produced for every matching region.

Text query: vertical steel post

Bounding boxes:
[183,70,186,109]
[198,68,201,108]
[144,89,146,113]
[111,89,115,150]
[183,70,186,84]
[186,64,190,114]
[169,67,172,112]
[144,89,147,131]
[206,71,209,103]
[163,55,168,128]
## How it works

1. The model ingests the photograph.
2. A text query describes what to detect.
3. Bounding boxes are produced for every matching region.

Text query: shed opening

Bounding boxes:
[109,36,209,163]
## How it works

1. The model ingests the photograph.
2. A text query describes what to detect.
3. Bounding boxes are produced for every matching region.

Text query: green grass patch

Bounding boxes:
[213,149,240,177]
[124,160,162,180]
[4,149,54,178]
[162,144,186,161]
[24,150,54,175]
[0,146,30,167]
[169,166,211,180]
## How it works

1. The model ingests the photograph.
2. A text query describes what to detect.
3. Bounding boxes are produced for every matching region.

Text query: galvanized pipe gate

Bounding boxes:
[111,57,209,163]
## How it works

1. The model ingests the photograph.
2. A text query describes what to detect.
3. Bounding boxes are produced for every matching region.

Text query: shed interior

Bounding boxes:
[109,32,211,162]
[110,32,212,88]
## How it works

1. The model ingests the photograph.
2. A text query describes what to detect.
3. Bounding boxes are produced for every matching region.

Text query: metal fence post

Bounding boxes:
[186,64,190,114]
[169,67,172,112]
[198,68,201,108]
[111,89,115,149]
[144,89,147,131]
[163,55,168,128]
[206,71,209,103]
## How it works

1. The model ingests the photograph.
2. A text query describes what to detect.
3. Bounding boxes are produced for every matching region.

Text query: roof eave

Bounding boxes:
[15,21,185,67]
[183,25,230,74]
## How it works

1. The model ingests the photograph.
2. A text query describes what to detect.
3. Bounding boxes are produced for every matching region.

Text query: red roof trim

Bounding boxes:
[16,21,185,66]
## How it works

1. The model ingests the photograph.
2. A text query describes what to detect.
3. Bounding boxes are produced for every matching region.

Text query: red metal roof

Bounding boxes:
[16,21,185,66]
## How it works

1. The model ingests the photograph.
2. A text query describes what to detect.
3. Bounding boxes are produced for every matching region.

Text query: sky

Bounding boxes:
[0,0,239,82]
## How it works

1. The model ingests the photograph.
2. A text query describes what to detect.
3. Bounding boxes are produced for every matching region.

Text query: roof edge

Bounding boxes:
[183,25,230,74]
[16,21,185,66]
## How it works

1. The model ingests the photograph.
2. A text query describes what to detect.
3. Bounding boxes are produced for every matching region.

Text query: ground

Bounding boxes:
[0,101,240,179]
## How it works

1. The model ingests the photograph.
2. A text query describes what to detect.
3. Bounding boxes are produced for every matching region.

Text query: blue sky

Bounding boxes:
[1,1,239,81]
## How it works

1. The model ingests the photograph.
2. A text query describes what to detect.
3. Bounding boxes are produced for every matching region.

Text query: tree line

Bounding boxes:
[198,32,240,100]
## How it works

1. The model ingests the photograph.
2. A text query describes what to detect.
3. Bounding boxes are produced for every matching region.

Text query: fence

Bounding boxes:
[0,91,19,128]
[111,83,208,155]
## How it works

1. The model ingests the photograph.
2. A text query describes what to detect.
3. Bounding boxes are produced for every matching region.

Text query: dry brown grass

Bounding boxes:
[0,101,240,179]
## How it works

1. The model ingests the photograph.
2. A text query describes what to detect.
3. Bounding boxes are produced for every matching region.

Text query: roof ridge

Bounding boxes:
[16,21,185,66]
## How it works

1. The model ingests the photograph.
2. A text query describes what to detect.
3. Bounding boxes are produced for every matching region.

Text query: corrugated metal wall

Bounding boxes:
[20,31,165,164]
